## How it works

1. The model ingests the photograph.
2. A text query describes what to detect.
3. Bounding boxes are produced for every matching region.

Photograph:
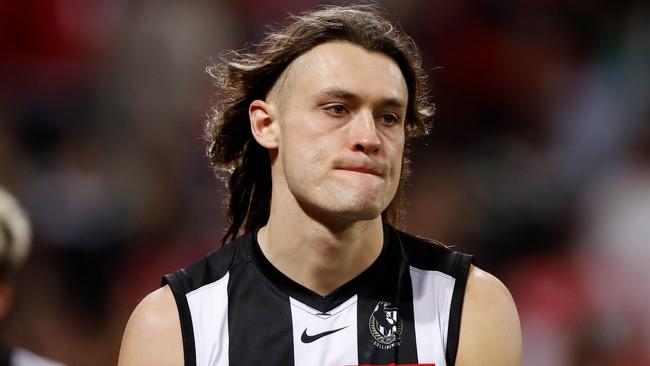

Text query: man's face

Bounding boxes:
[269,41,408,224]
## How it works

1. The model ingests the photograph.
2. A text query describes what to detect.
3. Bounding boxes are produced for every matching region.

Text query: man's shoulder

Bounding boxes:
[118,286,183,365]
[117,231,256,366]
[455,265,522,366]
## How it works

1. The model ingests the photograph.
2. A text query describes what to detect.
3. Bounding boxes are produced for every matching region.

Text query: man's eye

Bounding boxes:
[325,105,347,115]
[380,114,400,124]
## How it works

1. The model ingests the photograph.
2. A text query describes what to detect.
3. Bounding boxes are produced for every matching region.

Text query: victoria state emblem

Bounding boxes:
[369,301,403,349]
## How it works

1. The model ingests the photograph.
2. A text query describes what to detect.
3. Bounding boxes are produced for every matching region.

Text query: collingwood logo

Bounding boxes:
[369,301,402,349]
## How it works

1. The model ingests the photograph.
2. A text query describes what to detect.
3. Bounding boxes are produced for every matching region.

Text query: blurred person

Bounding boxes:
[118,5,520,366]
[0,187,63,366]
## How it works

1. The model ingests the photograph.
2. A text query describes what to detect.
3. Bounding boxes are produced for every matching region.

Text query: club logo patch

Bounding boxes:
[369,301,402,349]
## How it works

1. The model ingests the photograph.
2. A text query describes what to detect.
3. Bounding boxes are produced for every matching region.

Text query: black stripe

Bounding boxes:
[162,272,197,366]
[227,248,295,365]
[356,229,419,364]
[445,252,473,365]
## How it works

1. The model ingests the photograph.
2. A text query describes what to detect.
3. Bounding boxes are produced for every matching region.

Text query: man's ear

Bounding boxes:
[249,100,279,149]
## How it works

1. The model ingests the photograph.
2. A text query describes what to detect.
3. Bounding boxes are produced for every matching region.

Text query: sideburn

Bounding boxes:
[381,151,412,228]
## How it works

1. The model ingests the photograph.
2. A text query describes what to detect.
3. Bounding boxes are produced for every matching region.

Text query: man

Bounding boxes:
[119,5,521,366]
[0,187,63,366]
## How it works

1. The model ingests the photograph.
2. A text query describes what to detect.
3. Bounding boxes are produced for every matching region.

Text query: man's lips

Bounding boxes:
[336,166,383,176]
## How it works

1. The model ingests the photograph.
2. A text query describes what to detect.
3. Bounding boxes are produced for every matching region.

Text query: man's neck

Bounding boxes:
[257,212,384,297]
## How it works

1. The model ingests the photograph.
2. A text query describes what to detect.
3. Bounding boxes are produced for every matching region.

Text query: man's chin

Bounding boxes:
[332,201,385,222]
[298,201,383,225]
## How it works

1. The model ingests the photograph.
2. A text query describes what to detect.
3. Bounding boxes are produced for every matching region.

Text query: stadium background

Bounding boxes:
[1,0,648,364]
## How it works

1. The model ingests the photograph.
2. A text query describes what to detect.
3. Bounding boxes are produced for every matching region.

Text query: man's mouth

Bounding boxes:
[336,166,383,176]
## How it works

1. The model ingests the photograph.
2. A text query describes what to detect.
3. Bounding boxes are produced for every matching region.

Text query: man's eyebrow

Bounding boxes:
[317,87,406,108]
[380,97,407,109]
[318,87,361,102]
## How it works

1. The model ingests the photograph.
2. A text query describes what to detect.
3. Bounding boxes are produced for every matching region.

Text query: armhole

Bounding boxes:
[445,252,474,365]
[162,271,197,366]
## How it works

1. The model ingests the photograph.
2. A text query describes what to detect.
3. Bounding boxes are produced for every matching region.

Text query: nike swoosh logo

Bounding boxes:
[300,326,348,343]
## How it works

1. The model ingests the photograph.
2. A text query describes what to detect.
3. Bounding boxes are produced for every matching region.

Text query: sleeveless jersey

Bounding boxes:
[163,224,473,366]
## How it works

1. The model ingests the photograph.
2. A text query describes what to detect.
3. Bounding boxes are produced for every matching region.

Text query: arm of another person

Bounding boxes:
[455,265,522,366]
[118,285,184,366]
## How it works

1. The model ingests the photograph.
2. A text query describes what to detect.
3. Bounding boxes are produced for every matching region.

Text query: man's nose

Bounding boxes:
[350,111,381,154]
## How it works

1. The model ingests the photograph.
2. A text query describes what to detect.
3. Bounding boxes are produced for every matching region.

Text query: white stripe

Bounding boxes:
[410,266,455,366]
[186,272,230,366]
[290,295,358,366]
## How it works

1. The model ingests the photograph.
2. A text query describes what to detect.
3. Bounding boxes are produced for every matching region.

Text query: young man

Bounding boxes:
[119,5,521,366]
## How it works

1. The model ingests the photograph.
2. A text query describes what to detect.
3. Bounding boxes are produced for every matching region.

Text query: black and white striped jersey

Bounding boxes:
[163,224,473,366]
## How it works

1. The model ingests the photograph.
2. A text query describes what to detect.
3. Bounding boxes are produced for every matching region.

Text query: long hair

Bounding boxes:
[205,5,434,245]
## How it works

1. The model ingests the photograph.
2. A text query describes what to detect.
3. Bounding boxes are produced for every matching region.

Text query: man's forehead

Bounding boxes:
[271,41,408,104]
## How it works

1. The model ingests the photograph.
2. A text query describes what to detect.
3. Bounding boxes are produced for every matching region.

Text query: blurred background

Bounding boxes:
[0,0,648,365]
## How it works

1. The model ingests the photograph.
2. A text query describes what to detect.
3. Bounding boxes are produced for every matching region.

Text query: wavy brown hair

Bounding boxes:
[206,5,433,245]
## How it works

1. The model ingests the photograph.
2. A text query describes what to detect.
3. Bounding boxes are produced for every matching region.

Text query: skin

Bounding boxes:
[456,266,522,366]
[118,41,522,365]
